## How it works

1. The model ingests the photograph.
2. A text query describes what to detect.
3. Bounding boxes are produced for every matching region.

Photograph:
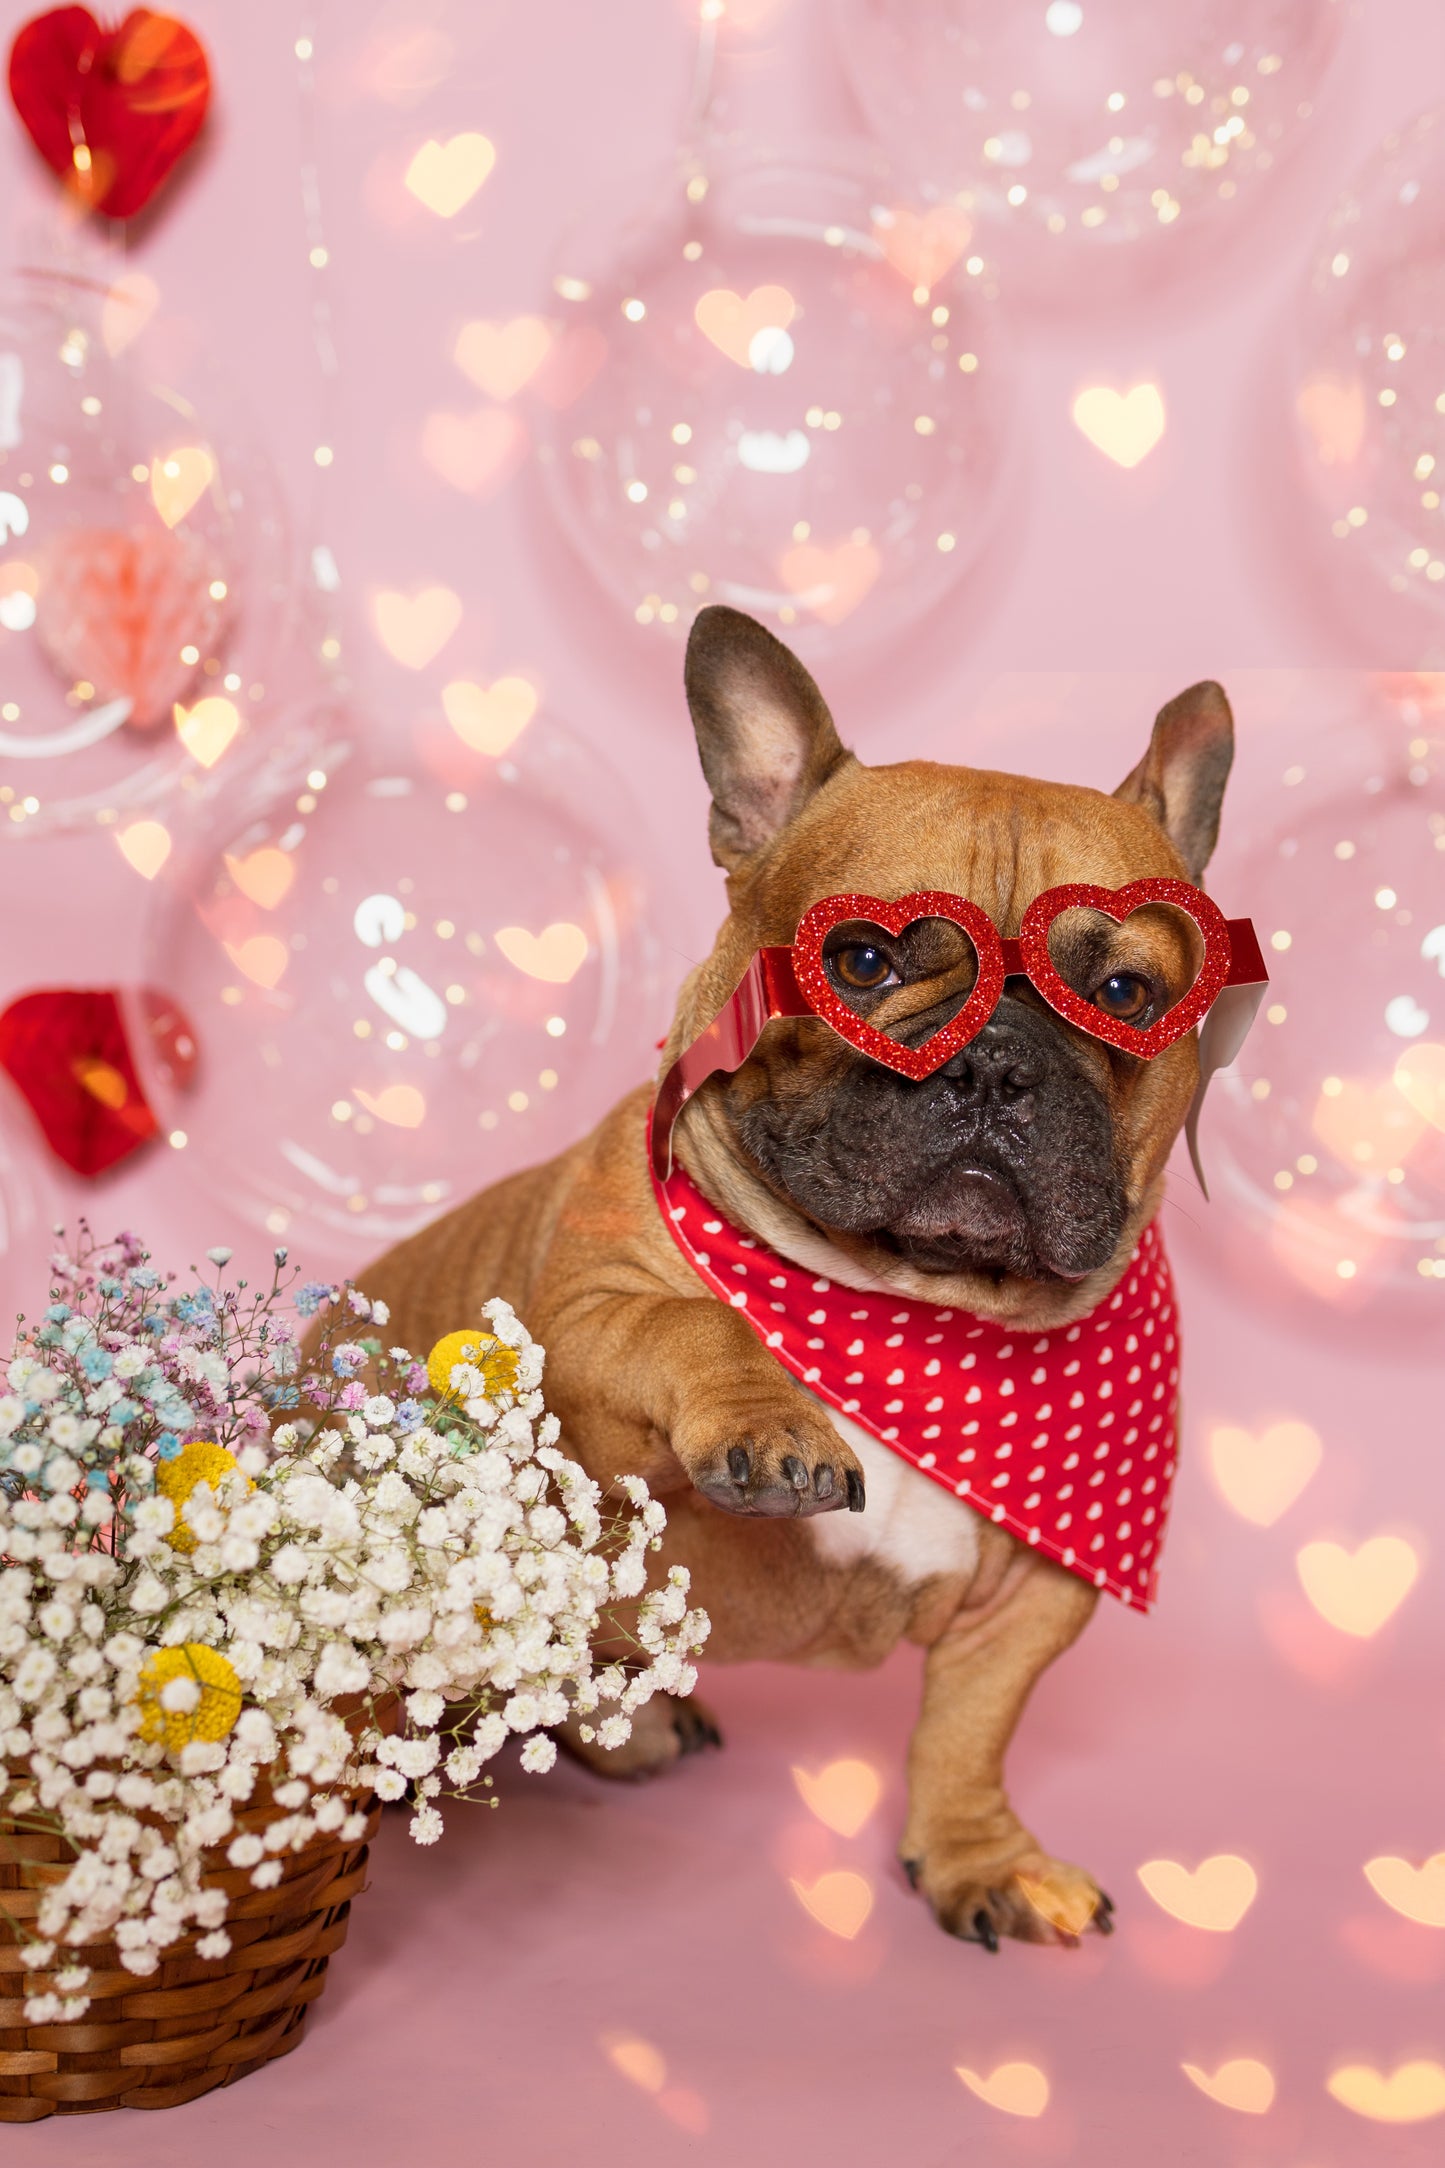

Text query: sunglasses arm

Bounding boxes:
[1186,916,1270,1197]
[651,948,806,1177]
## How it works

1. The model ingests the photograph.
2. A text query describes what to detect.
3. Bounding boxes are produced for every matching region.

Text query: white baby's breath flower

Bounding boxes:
[0,1241,709,2017]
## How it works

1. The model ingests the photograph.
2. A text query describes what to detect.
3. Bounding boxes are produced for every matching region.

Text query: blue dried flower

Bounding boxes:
[44,1304,71,1323]
[108,1398,139,1426]
[156,1432,182,1459]
[395,1398,425,1433]
[295,1281,333,1319]
[79,1348,113,1383]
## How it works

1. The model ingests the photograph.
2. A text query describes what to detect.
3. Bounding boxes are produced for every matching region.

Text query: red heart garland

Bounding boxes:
[8,7,210,221]
[0,986,195,1176]
[791,890,1005,1083]
[1018,878,1232,1059]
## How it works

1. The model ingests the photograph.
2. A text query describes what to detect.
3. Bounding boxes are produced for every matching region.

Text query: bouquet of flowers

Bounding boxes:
[0,1229,708,2037]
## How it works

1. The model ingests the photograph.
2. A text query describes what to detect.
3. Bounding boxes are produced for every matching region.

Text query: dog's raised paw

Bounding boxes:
[904,1845,1111,1949]
[676,1405,865,1519]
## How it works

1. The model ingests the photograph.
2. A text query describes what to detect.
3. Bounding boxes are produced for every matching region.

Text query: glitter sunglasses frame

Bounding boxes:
[651,877,1268,1183]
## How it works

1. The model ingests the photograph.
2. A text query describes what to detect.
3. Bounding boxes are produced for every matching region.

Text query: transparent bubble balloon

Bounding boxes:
[1294,108,1445,644]
[1201,704,1445,1334]
[0,271,289,835]
[139,706,670,1261]
[537,135,1007,658]
[833,0,1343,302]
[0,1080,49,1332]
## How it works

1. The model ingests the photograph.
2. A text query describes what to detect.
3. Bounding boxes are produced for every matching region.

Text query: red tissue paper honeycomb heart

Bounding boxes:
[0,987,195,1176]
[8,7,210,221]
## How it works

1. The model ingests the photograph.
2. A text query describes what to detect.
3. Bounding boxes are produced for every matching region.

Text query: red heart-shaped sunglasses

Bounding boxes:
[651,878,1268,1179]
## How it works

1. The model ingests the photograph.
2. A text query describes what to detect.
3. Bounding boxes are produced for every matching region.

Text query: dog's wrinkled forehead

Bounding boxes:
[744,760,1195,947]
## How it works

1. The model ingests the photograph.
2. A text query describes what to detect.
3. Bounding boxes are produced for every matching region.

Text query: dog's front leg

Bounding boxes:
[583,1290,867,1519]
[901,1554,1110,1949]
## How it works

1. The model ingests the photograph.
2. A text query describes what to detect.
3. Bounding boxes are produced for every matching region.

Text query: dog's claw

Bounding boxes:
[672,1703,724,1757]
[973,1909,1000,1954]
[688,1419,865,1519]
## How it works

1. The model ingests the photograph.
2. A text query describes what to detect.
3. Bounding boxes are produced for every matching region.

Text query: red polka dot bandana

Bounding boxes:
[651,1150,1181,1612]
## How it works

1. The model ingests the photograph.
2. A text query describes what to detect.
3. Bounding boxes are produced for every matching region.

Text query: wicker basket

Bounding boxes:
[0,1783,380,2120]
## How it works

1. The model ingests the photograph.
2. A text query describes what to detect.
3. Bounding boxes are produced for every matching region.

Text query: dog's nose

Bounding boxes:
[938,1023,1045,1109]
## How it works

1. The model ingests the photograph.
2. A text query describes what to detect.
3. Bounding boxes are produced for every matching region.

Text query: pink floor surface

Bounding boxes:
[16,1265,1444,2167]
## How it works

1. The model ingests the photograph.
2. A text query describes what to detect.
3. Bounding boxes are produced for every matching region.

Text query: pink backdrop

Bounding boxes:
[2,0,1443,2160]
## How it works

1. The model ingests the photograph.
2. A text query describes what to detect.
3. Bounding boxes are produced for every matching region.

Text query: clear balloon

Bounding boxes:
[833,0,1342,301]
[138,705,671,1261]
[1294,107,1445,643]
[537,136,1007,657]
[0,1081,49,1331]
[1201,696,1445,1333]
[0,271,289,835]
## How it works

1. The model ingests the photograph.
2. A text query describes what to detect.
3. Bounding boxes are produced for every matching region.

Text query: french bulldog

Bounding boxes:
[354,605,1233,1949]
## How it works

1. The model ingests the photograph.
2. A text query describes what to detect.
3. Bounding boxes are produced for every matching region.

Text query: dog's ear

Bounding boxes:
[1114,680,1234,879]
[685,606,851,871]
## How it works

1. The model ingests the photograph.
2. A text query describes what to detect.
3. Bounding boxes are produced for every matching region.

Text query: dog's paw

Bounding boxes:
[902,1842,1113,1950]
[554,1691,723,1780]
[674,1403,865,1518]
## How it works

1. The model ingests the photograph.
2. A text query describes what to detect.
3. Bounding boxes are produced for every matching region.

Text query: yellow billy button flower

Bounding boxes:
[426,1330,520,1404]
[155,1440,253,1553]
[135,1644,244,1752]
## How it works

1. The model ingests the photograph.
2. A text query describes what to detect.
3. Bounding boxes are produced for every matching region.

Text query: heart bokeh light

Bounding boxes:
[537,136,1007,656]
[1201,693,1445,1329]
[138,705,669,1259]
[0,272,289,835]
[833,0,1343,304]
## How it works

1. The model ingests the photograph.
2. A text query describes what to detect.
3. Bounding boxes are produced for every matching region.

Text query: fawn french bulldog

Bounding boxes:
[353,606,1236,1949]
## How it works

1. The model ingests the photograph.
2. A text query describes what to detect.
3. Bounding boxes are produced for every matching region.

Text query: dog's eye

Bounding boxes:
[1095,972,1151,1022]
[833,944,896,991]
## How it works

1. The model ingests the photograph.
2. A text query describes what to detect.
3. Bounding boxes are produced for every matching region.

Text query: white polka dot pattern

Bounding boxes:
[652,1153,1179,1612]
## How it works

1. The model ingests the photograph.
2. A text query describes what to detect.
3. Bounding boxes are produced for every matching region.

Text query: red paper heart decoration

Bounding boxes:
[791,890,1005,1083]
[8,8,210,221]
[1017,878,1232,1059]
[0,986,194,1176]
